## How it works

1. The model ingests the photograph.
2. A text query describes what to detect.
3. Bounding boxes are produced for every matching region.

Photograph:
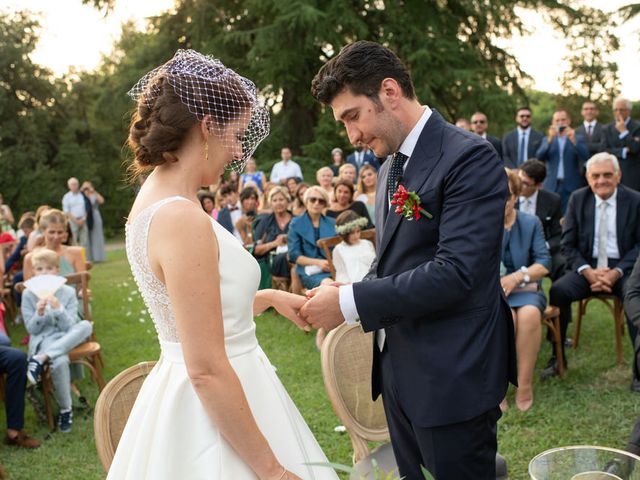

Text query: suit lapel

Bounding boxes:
[585,191,595,257]
[616,187,628,253]
[377,111,445,261]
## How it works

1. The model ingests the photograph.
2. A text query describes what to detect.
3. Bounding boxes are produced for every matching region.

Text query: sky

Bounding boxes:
[1,0,639,99]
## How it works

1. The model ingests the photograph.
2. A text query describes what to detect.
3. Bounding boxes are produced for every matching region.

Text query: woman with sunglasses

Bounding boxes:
[287,186,336,289]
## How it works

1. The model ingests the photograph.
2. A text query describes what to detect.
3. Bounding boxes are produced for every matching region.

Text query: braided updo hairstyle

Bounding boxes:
[127,74,252,176]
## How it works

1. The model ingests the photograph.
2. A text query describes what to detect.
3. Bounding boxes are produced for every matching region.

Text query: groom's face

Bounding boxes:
[330,87,403,157]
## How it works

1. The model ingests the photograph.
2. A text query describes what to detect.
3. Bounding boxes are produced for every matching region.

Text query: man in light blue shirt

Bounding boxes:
[61,177,89,251]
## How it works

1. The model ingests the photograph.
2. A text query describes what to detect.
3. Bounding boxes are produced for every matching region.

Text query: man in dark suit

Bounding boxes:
[543,153,640,378]
[502,107,544,168]
[306,41,516,479]
[604,97,640,191]
[575,101,606,156]
[471,111,502,159]
[536,110,589,213]
[347,143,380,173]
[517,159,565,280]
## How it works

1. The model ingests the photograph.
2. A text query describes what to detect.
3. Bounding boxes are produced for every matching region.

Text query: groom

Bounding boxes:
[303,41,516,479]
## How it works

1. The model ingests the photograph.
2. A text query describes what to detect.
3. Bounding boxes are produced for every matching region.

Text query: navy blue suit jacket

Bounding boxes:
[536,134,589,192]
[217,207,234,234]
[347,150,380,173]
[353,111,516,427]
[561,185,640,275]
[502,128,544,168]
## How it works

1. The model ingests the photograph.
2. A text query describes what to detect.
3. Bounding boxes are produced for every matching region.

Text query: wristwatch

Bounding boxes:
[519,266,530,286]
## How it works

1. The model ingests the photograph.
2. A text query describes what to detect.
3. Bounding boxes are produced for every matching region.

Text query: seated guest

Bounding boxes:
[316,166,335,201]
[292,183,309,217]
[535,110,589,213]
[254,187,293,281]
[238,157,267,194]
[287,186,336,289]
[545,153,640,379]
[197,191,218,219]
[0,346,40,448]
[501,169,551,412]
[329,147,345,176]
[26,205,51,252]
[326,179,373,228]
[337,163,357,185]
[333,211,376,283]
[23,249,92,433]
[518,159,566,280]
[5,214,35,274]
[625,254,640,392]
[285,176,302,198]
[217,184,242,237]
[355,164,377,225]
[234,187,260,248]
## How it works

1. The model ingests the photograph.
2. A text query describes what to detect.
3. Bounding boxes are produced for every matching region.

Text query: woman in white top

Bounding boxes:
[354,164,377,225]
[332,210,376,283]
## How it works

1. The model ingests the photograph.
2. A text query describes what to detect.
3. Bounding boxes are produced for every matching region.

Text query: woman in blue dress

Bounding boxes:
[501,169,551,412]
[239,157,267,194]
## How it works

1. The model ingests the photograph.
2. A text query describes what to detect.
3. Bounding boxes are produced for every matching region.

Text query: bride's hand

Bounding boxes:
[262,469,302,480]
[271,290,311,332]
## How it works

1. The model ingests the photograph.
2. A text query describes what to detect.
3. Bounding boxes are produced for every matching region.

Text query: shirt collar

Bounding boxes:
[595,188,617,207]
[584,120,597,129]
[518,126,531,135]
[480,132,487,139]
[397,106,433,158]
[520,189,538,206]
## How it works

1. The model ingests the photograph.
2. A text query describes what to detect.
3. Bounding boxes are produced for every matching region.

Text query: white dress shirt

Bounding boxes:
[269,160,303,184]
[591,189,620,260]
[339,106,433,325]
[519,190,538,216]
[61,191,86,219]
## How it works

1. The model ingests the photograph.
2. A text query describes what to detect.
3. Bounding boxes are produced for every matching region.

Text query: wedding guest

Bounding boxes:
[4,215,35,274]
[61,177,90,251]
[254,187,293,281]
[287,186,336,289]
[326,179,372,228]
[217,184,242,238]
[198,191,218,219]
[0,345,40,448]
[604,97,640,191]
[518,159,566,280]
[0,194,15,235]
[575,101,606,156]
[234,187,260,247]
[355,164,377,225]
[269,147,303,185]
[24,209,85,280]
[26,205,50,252]
[23,249,92,433]
[81,181,106,263]
[239,157,267,194]
[285,176,302,198]
[500,169,550,411]
[545,153,640,379]
[337,163,357,184]
[502,107,544,168]
[455,118,471,131]
[316,166,335,200]
[333,211,375,283]
[347,143,380,174]
[292,183,309,217]
[329,148,345,176]
[471,111,502,159]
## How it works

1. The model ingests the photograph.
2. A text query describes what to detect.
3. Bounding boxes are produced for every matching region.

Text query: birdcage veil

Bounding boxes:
[128,49,270,173]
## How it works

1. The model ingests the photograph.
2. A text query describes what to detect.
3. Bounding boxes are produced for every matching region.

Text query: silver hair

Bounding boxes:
[586,152,620,173]
[613,96,632,111]
[303,185,329,205]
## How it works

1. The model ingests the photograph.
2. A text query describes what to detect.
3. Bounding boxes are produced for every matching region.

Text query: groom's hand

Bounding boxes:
[300,285,345,331]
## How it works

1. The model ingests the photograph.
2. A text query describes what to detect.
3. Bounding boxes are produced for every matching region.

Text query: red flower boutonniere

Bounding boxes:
[390,184,433,221]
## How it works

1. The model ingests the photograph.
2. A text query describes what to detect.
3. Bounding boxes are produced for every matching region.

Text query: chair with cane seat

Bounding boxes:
[316,229,376,280]
[94,361,156,472]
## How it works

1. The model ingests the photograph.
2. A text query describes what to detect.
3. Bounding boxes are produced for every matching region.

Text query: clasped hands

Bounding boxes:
[270,284,346,333]
[582,267,622,293]
[36,295,61,316]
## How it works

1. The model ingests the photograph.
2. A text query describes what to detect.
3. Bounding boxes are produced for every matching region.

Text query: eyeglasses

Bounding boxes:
[307,197,326,205]
[472,120,486,124]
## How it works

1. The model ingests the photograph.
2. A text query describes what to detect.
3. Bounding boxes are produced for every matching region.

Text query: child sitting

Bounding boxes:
[21,249,92,433]
[333,211,376,283]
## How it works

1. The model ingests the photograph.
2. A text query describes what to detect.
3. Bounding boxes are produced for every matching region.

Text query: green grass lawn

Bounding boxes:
[1,250,638,479]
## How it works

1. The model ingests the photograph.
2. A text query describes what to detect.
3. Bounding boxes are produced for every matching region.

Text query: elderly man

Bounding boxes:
[61,177,89,250]
[543,153,640,378]
[576,101,606,156]
[536,110,589,213]
[604,97,640,191]
[502,107,544,168]
[471,111,502,159]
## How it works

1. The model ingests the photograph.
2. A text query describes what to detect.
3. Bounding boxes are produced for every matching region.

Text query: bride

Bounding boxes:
[108,50,338,480]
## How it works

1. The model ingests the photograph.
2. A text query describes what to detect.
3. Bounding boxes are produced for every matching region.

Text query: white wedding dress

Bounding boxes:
[108,196,338,479]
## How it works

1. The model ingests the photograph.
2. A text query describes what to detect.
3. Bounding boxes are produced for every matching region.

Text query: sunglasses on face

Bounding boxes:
[308,197,326,205]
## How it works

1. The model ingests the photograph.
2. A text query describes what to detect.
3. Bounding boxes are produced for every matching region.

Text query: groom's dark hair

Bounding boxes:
[311,41,416,106]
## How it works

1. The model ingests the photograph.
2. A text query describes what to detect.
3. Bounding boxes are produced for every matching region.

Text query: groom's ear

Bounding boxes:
[379,78,402,106]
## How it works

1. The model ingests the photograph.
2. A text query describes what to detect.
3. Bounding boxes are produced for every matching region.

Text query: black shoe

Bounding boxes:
[540,356,566,380]
[26,357,44,385]
[630,378,640,393]
[58,410,72,433]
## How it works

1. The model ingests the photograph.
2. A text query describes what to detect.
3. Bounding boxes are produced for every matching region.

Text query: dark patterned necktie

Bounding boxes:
[387,152,408,203]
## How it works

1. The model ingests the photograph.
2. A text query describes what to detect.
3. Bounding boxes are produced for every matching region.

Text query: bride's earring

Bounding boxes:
[204,140,209,162]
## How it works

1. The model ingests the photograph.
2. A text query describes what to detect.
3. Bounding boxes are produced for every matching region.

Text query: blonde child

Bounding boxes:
[333,211,375,283]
